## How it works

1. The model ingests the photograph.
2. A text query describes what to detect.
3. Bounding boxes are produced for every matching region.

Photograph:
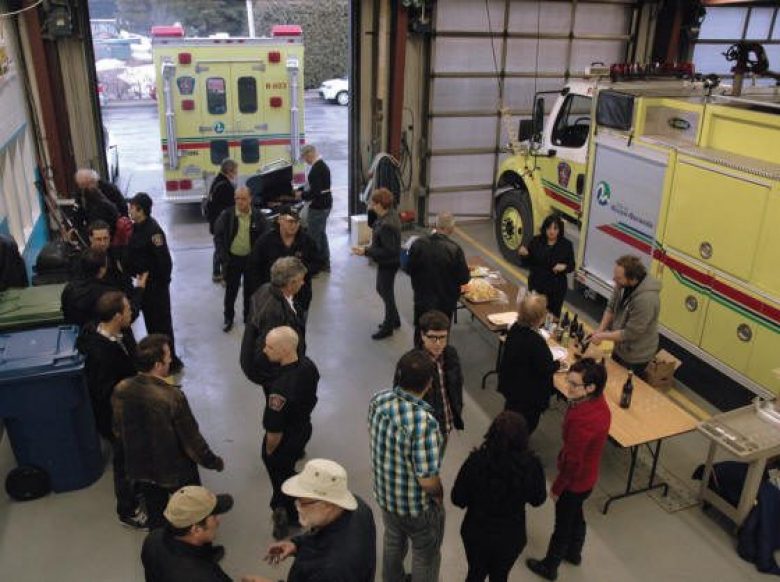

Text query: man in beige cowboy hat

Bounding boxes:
[242,459,376,582]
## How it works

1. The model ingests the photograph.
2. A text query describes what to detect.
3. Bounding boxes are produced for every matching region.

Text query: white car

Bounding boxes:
[319,77,349,106]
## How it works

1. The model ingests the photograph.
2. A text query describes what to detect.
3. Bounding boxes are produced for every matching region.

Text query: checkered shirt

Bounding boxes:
[368,386,442,517]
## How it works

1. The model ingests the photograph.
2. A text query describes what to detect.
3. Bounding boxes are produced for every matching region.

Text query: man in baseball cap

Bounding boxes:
[141,486,234,582]
[241,459,376,582]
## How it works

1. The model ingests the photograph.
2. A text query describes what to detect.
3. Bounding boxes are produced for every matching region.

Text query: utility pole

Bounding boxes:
[246,0,256,37]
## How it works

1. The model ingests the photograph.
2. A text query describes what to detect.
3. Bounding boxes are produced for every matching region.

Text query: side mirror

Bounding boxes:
[533,97,545,138]
[517,119,535,142]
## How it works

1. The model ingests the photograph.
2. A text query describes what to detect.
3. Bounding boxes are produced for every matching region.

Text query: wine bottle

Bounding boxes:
[570,313,579,336]
[561,311,570,329]
[620,371,634,409]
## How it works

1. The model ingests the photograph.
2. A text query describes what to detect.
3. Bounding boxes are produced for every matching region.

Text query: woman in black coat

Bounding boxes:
[452,410,547,582]
[498,291,559,434]
[352,188,401,340]
[519,214,575,319]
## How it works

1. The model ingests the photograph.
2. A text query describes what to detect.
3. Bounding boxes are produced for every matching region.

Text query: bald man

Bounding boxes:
[261,326,320,539]
[213,186,269,331]
[75,168,128,217]
[407,212,471,337]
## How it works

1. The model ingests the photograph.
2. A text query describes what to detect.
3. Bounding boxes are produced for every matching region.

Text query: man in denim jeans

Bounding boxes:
[368,349,445,582]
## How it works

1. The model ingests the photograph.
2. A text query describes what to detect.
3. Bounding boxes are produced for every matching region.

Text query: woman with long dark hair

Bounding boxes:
[452,411,547,582]
[518,213,575,319]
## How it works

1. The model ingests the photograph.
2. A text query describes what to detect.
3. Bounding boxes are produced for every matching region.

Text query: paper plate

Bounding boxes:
[550,346,568,361]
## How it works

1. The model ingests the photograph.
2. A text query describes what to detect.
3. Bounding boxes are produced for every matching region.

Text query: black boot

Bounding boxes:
[526,557,560,581]
[372,327,393,340]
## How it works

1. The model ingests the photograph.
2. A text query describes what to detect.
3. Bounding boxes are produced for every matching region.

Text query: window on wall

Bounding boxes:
[693,6,780,81]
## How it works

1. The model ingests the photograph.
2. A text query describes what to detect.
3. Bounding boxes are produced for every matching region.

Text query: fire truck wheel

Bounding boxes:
[336,91,349,106]
[495,189,533,267]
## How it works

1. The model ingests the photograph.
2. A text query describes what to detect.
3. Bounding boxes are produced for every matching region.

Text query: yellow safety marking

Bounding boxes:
[452,226,528,285]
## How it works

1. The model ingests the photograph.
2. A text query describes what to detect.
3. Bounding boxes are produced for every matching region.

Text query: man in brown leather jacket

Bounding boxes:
[113,334,224,529]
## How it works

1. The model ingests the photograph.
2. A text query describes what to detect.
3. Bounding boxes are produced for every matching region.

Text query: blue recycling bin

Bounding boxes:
[0,325,103,492]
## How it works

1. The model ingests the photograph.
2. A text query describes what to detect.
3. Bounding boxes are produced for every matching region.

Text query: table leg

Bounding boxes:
[698,441,717,502]
[481,336,505,390]
[735,458,767,529]
[603,440,669,514]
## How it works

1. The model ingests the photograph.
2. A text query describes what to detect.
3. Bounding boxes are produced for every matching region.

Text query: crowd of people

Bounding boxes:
[56,149,665,581]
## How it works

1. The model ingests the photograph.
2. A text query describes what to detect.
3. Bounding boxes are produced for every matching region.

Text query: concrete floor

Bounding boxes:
[0,97,771,581]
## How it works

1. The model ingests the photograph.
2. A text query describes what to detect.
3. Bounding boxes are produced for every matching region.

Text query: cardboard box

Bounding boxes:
[645,349,682,390]
[350,214,371,247]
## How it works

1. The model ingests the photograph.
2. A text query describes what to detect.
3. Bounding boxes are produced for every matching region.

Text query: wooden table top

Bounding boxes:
[554,350,699,448]
[462,255,699,449]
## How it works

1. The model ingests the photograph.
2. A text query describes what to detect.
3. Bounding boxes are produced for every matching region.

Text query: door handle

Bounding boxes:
[737,323,752,342]
[699,242,713,260]
[684,295,698,312]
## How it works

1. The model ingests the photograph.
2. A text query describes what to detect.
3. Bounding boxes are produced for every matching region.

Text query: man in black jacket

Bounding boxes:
[241,257,307,391]
[141,485,234,582]
[408,212,470,335]
[206,159,238,282]
[213,186,269,331]
[127,192,183,373]
[396,310,465,451]
[297,145,332,271]
[62,249,147,327]
[247,206,321,319]
[75,168,128,216]
[76,291,143,528]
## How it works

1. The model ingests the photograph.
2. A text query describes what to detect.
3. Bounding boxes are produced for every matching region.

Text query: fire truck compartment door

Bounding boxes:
[581,136,668,292]
[665,158,769,282]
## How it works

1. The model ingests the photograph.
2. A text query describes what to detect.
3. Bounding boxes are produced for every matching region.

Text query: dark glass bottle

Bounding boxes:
[620,371,634,409]
[570,313,579,336]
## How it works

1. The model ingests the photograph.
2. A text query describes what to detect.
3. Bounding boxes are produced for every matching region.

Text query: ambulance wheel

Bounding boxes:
[336,91,349,106]
[495,189,533,267]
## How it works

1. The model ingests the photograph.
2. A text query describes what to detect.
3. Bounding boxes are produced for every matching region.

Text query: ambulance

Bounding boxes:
[151,24,306,204]
[494,63,780,398]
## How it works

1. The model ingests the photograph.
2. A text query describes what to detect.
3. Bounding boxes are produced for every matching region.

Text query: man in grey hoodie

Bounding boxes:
[590,255,661,378]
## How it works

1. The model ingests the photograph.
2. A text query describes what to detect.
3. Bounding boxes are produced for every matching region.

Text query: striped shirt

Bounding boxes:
[368,386,442,517]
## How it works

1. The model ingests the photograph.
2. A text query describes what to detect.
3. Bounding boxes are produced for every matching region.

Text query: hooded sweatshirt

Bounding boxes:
[607,273,662,364]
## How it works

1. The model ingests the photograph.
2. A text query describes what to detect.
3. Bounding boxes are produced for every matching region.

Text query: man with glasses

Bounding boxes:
[526,358,611,581]
[243,459,376,582]
[398,310,464,451]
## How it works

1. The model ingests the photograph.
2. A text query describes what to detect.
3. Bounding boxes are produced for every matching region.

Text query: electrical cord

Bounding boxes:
[0,0,44,18]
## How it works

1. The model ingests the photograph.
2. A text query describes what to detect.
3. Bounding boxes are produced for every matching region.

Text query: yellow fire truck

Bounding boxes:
[494,65,780,398]
[151,24,305,203]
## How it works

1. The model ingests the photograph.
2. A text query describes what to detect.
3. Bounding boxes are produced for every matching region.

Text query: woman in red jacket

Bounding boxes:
[526,358,611,581]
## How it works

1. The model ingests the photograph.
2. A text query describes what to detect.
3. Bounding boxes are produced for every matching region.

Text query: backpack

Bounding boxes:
[112,216,133,247]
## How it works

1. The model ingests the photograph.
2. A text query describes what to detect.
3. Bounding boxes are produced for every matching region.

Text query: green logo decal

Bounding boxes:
[214,121,225,134]
[596,181,611,206]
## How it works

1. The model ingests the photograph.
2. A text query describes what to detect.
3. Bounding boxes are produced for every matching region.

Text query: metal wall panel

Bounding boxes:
[426,0,637,220]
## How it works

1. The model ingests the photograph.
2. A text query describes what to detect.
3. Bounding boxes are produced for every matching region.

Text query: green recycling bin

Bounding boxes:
[0,284,65,332]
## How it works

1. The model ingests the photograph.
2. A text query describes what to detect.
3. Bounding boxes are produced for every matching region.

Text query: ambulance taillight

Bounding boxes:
[271,25,303,37]
[151,25,185,38]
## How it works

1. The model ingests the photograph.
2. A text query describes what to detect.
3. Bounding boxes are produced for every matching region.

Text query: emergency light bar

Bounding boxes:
[271,25,303,37]
[151,25,185,38]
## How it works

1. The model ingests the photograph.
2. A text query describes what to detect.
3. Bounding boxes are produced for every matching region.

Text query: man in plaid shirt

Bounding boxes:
[368,349,445,582]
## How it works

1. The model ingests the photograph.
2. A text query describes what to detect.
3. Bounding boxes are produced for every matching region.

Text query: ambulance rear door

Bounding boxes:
[198,61,234,171]
[231,61,267,174]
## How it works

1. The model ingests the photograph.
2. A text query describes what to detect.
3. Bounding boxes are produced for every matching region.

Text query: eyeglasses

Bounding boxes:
[295,498,321,508]
[423,334,448,343]
[566,380,586,388]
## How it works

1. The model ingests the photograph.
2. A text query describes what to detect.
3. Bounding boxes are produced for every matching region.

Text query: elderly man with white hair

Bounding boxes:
[242,459,376,582]
[260,325,320,540]
[407,211,471,339]
[74,168,128,217]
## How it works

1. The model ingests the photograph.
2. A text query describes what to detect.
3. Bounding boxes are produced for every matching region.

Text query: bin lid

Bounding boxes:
[0,284,66,331]
[0,325,83,381]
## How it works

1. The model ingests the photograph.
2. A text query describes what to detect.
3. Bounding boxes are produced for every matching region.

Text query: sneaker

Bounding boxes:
[272,507,289,540]
[119,511,148,530]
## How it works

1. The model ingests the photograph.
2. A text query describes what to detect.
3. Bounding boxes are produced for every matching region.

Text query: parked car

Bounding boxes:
[319,77,349,106]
